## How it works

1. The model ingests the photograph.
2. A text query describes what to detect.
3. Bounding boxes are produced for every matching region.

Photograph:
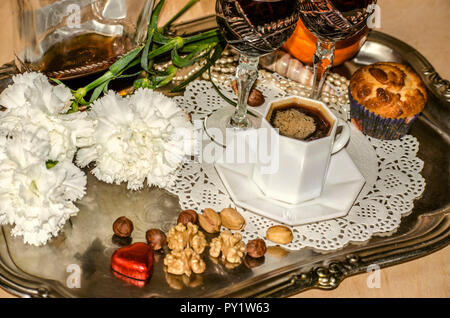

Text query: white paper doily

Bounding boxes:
[167,78,425,251]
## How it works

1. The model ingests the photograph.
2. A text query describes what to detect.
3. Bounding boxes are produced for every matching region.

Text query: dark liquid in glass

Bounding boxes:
[298,0,376,41]
[216,0,299,57]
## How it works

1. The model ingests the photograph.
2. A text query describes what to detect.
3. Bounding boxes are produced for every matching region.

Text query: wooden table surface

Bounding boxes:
[0,0,448,298]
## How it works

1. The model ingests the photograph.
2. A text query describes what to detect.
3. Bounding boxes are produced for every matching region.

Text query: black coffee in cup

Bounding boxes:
[268,103,332,141]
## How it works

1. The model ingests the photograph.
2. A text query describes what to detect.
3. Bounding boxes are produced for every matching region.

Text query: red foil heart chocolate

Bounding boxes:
[111,242,154,285]
[112,271,147,288]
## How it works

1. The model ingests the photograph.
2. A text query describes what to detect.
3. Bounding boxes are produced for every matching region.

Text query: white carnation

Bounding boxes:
[0,72,95,162]
[76,88,195,190]
[0,72,91,246]
[0,127,87,246]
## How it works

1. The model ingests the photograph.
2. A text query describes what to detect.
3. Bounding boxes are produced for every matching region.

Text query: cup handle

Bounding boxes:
[332,119,350,154]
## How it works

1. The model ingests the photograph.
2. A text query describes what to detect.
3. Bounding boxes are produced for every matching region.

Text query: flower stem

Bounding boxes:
[65,0,226,108]
[184,29,221,44]
[171,41,226,93]
[162,0,200,31]
[147,37,184,60]
[141,0,165,71]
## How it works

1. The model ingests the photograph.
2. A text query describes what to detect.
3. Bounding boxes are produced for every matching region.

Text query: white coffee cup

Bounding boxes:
[251,96,350,204]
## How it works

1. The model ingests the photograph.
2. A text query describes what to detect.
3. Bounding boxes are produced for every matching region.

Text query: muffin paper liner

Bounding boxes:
[349,89,420,140]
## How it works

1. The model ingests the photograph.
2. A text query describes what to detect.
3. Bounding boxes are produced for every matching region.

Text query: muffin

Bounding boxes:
[349,62,427,139]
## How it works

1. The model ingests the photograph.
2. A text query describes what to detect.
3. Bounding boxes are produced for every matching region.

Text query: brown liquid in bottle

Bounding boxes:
[32,33,131,79]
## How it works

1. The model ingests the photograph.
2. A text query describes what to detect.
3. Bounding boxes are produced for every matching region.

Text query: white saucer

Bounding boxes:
[215,149,365,226]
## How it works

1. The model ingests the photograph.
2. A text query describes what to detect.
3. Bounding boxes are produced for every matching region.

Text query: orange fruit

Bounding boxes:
[283,19,369,66]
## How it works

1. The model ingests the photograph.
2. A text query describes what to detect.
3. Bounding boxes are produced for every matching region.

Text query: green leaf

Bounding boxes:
[141,78,152,88]
[171,41,226,93]
[150,0,165,28]
[64,2,226,106]
[171,44,213,68]
[83,70,113,93]
[153,31,171,45]
[90,81,109,102]
[67,101,78,114]
[162,0,200,31]
[147,37,184,60]
[141,29,155,72]
[103,81,110,94]
[50,78,64,86]
[116,70,144,79]
[141,0,164,72]
[133,78,144,89]
[46,160,58,169]
[184,29,221,44]
[109,45,143,75]
[180,36,221,53]
[155,65,178,88]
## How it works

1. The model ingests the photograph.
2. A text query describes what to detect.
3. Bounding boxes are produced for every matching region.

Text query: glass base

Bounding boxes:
[204,106,256,147]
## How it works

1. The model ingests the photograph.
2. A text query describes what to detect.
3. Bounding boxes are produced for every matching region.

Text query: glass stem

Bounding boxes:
[311,39,335,100]
[230,55,259,128]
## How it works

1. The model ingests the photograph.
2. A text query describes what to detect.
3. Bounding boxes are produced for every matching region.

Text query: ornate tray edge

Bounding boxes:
[0,18,449,298]
[247,210,450,298]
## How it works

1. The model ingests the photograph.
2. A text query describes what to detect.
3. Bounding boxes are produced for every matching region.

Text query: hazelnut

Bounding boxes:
[177,209,198,225]
[113,216,133,238]
[146,229,167,251]
[232,80,265,107]
[198,208,221,233]
[220,207,245,230]
[246,238,267,258]
[247,88,265,107]
[266,225,293,245]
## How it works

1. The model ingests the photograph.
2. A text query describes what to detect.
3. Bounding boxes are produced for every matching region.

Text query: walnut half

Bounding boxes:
[164,223,207,276]
[164,247,206,276]
[209,230,246,264]
[166,222,206,254]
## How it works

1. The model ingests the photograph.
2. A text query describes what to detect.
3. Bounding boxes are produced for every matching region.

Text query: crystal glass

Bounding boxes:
[298,0,377,99]
[12,0,155,80]
[205,0,299,146]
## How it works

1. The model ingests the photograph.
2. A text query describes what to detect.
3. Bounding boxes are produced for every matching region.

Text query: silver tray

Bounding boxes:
[0,17,448,298]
